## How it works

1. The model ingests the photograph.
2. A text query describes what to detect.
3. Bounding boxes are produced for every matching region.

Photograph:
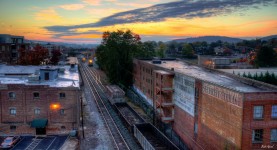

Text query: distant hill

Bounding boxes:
[171,36,244,43]
[25,40,99,48]
[260,35,277,41]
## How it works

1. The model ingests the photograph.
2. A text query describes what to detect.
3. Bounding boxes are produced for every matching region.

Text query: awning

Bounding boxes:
[31,119,48,128]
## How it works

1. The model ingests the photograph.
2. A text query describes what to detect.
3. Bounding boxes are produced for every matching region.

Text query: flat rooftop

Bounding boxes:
[0,65,79,88]
[143,60,277,93]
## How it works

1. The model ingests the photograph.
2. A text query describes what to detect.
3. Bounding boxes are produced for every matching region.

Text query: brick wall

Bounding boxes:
[173,106,202,149]
[0,84,80,135]
[197,90,243,149]
[242,92,277,150]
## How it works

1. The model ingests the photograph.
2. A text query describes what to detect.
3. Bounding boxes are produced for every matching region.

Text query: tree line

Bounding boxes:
[236,71,277,85]
[18,44,62,65]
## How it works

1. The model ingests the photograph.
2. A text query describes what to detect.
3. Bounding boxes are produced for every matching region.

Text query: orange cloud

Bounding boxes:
[35,9,62,22]
[60,34,101,39]
[82,0,101,5]
[59,4,85,10]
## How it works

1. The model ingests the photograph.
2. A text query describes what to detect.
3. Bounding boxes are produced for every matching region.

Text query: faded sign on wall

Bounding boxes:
[174,73,195,116]
[202,82,243,107]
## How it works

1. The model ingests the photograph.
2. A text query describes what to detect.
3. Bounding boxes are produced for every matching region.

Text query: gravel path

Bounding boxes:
[80,82,115,150]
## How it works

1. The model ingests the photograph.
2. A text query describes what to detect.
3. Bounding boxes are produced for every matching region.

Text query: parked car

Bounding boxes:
[0,136,20,149]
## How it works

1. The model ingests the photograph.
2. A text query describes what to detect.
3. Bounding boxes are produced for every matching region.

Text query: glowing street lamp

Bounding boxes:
[50,103,61,110]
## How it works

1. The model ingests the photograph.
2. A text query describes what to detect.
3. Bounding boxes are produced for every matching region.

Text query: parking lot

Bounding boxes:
[8,135,68,150]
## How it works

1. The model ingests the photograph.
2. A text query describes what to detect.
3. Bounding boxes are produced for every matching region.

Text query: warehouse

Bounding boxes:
[133,59,277,150]
[0,64,80,135]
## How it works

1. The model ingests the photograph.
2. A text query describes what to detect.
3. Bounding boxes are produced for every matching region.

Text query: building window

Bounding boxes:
[253,106,263,119]
[10,108,16,115]
[33,92,40,99]
[59,92,66,98]
[34,108,40,115]
[272,105,277,118]
[61,126,66,130]
[10,126,16,132]
[271,129,277,142]
[60,109,65,115]
[252,129,263,143]
[194,123,198,134]
[8,92,16,99]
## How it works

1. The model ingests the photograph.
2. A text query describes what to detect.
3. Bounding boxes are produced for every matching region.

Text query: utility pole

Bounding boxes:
[80,97,85,138]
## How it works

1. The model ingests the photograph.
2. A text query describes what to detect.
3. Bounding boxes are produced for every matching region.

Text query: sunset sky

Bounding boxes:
[0,0,277,44]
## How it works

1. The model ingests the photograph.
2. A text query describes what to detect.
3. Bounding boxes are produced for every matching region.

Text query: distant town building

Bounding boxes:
[0,64,80,135]
[0,34,28,64]
[133,58,277,150]
[198,55,253,69]
[38,43,62,57]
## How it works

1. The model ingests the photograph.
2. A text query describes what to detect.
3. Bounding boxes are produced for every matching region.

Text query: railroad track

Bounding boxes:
[80,63,141,150]
[115,103,145,126]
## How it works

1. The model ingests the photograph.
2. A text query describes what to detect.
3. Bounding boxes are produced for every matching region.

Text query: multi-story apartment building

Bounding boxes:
[40,43,62,57]
[0,64,80,135]
[0,34,27,64]
[133,59,277,150]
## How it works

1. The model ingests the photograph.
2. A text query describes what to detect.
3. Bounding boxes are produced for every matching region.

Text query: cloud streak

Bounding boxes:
[59,4,85,10]
[45,0,277,36]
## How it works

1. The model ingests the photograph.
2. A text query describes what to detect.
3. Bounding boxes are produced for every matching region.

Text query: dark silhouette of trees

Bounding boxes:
[255,46,277,67]
[156,41,166,58]
[18,44,48,65]
[241,71,277,86]
[50,49,62,65]
[96,30,143,87]
[138,41,156,58]
[182,43,194,58]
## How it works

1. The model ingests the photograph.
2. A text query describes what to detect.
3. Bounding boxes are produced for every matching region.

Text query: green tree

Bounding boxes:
[156,41,166,58]
[253,72,258,80]
[247,72,252,79]
[95,30,142,87]
[258,72,264,81]
[182,43,194,58]
[139,41,156,58]
[255,46,277,67]
[264,71,271,83]
[242,72,247,77]
[271,73,276,85]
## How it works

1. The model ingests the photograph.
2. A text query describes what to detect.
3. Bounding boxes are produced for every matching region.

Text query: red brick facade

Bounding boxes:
[0,84,80,135]
[242,93,277,150]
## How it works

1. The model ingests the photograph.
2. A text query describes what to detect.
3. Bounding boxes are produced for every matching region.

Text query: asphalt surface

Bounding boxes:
[10,135,67,150]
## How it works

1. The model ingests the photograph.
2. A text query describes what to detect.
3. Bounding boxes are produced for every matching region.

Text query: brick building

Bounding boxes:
[0,34,27,64]
[133,59,277,150]
[0,64,80,135]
